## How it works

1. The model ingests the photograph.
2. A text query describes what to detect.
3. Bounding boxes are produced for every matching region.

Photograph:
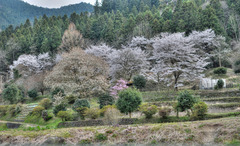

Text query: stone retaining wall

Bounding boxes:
[58,118,138,128]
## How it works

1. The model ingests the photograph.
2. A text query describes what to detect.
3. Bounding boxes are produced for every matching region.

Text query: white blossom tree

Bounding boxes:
[109,46,149,80]
[151,32,209,90]
[86,44,149,81]
[85,43,116,63]
[10,53,57,78]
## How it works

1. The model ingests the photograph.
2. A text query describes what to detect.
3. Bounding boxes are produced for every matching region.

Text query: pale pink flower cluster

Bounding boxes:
[110,79,128,98]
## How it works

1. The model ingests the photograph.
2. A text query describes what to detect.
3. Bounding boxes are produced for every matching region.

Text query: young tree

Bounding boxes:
[2,84,23,104]
[116,88,142,118]
[151,32,209,90]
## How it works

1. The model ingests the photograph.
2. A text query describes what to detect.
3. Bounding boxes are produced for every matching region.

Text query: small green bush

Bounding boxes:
[192,102,208,120]
[79,139,91,144]
[99,93,115,109]
[116,88,142,118]
[41,110,53,121]
[75,107,88,120]
[73,99,90,111]
[7,105,17,117]
[51,87,65,98]
[95,133,107,142]
[100,105,117,117]
[0,105,8,116]
[133,75,147,89]
[32,106,45,116]
[2,84,23,104]
[159,107,172,119]
[139,103,158,119]
[213,67,227,75]
[176,90,197,112]
[215,79,224,90]
[53,103,67,116]
[65,95,77,104]
[86,108,100,119]
[57,111,73,121]
[28,89,38,99]
[39,98,52,109]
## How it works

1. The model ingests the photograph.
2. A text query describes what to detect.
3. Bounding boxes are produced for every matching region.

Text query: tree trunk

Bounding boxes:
[174,73,179,91]
[176,109,179,118]
[219,55,222,67]
[129,112,132,118]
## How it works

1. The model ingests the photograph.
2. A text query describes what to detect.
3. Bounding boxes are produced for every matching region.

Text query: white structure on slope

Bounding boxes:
[200,78,226,90]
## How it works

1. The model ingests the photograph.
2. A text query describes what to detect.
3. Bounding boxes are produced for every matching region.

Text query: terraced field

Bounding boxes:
[142,90,240,116]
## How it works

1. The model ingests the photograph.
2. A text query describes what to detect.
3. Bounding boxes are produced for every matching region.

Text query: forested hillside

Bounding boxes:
[0,0,240,73]
[0,0,93,30]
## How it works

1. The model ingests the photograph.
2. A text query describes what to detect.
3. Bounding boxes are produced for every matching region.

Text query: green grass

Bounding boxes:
[0,123,8,131]
[209,103,240,109]
[225,140,240,146]
[203,97,240,102]
[206,112,240,119]
[24,115,62,128]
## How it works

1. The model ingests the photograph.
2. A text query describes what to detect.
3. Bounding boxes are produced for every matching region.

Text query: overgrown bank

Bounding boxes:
[0,117,239,145]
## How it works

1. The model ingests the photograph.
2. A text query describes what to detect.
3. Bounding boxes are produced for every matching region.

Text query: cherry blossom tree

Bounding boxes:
[85,43,116,63]
[110,79,128,98]
[86,44,149,81]
[151,32,210,90]
[9,52,56,78]
[109,46,149,81]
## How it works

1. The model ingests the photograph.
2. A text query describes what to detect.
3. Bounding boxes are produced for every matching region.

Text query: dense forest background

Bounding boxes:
[0,0,240,73]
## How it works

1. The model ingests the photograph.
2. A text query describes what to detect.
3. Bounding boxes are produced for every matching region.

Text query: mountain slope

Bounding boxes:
[0,0,93,30]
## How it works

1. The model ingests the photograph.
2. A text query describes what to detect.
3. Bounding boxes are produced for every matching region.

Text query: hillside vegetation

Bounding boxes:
[0,0,93,30]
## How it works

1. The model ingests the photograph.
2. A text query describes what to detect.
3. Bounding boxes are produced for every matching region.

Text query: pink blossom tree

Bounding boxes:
[110,79,128,98]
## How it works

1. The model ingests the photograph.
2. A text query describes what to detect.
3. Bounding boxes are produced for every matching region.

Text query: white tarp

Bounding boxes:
[200,78,226,89]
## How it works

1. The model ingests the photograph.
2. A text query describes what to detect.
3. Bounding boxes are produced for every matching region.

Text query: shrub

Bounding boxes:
[27,89,38,99]
[99,93,115,109]
[73,99,90,111]
[15,104,22,115]
[159,107,172,119]
[213,67,227,75]
[192,102,208,120]
[57,111,73,121]
[133,75,146,89]
[100,105,117,117]
[95,133,107,142]
[86,108,100,119]
[32,106,45,116]
[103,107,121,126]
[41,110,53,121]
[79,139,91,144]
[51,87,65,98]
[2,84,23,104]
[39,98,52,109]
[139,103,158,119]
[116,88,142,118]
[7,105,17,117]
[75,107,88,120]
[65,95,77,104]
[53,103,67,116]
[0,105,8,116]
[176,90,197,116]
[215,79,224,90]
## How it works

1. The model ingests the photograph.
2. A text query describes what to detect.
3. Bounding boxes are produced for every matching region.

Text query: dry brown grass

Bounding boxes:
[0,116,239,145]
